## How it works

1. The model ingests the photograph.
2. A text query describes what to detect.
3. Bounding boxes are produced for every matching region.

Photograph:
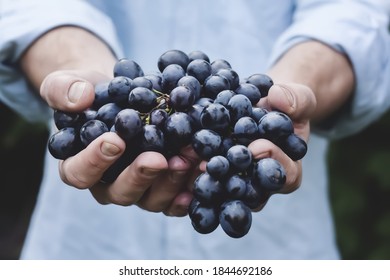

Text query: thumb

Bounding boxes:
[40,70,111,112]
[264,83,317,122]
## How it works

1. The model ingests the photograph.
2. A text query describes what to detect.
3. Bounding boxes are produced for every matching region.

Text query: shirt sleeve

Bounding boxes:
[267,0,390,139]
[0,0,124,123]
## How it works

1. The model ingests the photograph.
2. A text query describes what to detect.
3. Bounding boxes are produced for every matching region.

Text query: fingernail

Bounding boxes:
[101,142,121,156]
[68,82,86,103]
[277,85,294,107]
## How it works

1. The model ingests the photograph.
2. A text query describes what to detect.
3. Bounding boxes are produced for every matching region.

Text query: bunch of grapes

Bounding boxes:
[48,49,307,238]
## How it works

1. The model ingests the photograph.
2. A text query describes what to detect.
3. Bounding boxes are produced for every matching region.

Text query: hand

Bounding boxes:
[198,82,317,211]
[41,70,201,216]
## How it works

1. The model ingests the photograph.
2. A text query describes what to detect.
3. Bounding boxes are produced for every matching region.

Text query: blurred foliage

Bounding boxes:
[328,110,390,260]
[0,103,48,259]
[1,99,390,260]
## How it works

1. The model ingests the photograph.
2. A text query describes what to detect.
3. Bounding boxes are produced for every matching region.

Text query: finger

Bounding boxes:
[257,83,317,140]
[40,70,111,112]
[59,132,126,189]
[90,151,169,206]
[136,145,201,212]
[248,138,302,194]
[163,191,194,217]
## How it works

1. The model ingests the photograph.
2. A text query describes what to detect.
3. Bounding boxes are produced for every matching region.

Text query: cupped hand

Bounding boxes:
[41,70,200,216]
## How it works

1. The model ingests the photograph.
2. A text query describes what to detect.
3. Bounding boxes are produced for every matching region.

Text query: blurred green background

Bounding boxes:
[1,101,390,260]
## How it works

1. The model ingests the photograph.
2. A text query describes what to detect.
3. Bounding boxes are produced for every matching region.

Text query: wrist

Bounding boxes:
[20,26,117,90]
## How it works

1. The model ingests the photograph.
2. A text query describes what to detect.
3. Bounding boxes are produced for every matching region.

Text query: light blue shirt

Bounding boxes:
[1,0,389,259]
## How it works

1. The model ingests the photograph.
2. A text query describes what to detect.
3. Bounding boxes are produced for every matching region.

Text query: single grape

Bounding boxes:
[202,74,230,99]
[189,200,220,234]
[233,116,260,146]
[95,102,122,128]
[278,133,308,161]
[92,82,111,110]
[216,68,240,90]
[53,110,81,129]
[206,155,230,180]
[226,94,253,124]
[128,87,158,113]
[132,76,153,89]
[164,112,193,148]
[177,75,201,100]
[149,108,168,129]
[144,73,163,92]
[161,64,186,92]
[252,158,286,192]
[188,50,210,63]
[210,59,232,74]
[214,89,235,107]
[225,174,247,200]
[114,108,143,141]
[186,59,212,84]
[251,107,268,122]
[242,177,263,210]
[193,172,224,206]
[219,200,252,238]
[168,85,196,112]
[113,58,144,79]
[192,129,222,160]
[234,83,261,105]
[245,73,273,97]
[140,124,165,153]
[199,103,231,134]
[258,111,294,143]
[226,145,253,172]
[48,127,82,160]
[79,119,109,147]
[158,49,190,72]
[108,76,134,105]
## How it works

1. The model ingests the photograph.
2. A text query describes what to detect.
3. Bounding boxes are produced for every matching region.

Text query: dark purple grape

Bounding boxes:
[216,68,240,90]
[144,73,163,92]
[96,103,122,128]
[177,75,201,100]
[193,173,224,206]
[200,103,230,134]
[234,83,261,105]
[189,199,219,234]
[158,49,190,72]
[226,145,252,172]
[214,89,235,106]
[149,108,168,129]
[128,87,158,113]
[164,112,193,148]
[53,110,81,129]
[192,129,222,160]
[278,133,307,161]
[188,50,210,63]
[226,94,253,124]
[48,127,82,160]
[187,104,204,130]
[225,174,247,200]
[233,116,260,146]
[258,111,294,142]
[161,64,186,92]
[114,108,143,141]
[252,158,286,192]
[210,59,232,74]
[242,177,263,209]
[113,58,144,79]
[140,124,165,153]
[168,85,196,112]
[219,200,252,238]
[132,76,153,89]
[246,73,273,97]
[251,107,269,122]
[186,59,212,84]
[202,74,230,99]
[92,82,111,110]
[79,119,109,147]
[206,155,230,180]
[81,109,98,123]
[108,76,133,105]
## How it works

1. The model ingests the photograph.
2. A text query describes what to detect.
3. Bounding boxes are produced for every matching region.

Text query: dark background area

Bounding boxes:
[1,101,390,260]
